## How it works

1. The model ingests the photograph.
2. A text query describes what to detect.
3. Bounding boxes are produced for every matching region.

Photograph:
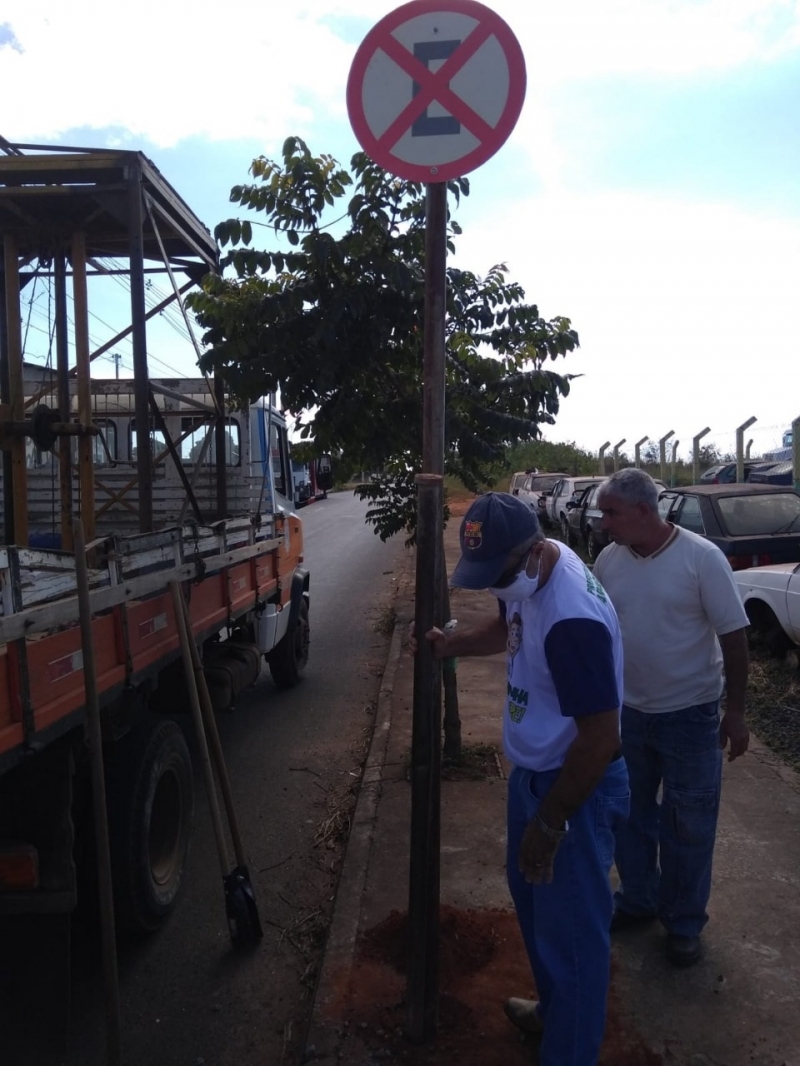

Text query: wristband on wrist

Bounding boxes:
[535,813,569,841]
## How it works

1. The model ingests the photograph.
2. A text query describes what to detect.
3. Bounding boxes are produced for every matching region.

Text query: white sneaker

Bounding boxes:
[503,997,544,1035]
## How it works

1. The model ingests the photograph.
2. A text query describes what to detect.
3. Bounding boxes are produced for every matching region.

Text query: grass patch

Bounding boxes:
[373,605,397,637]
[742,652,800,773]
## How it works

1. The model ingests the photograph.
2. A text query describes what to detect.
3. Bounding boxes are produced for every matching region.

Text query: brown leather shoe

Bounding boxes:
[503,997,544,1035]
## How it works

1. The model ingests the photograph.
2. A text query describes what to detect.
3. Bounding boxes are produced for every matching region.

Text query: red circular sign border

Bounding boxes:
[346,0,526,183]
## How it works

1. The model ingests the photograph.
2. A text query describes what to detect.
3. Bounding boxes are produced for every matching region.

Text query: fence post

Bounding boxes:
[634,436,648,469]
[659,431,675,484]
[598,440,611,475]
[692,426,710,485]
[612,439,626,472]
[670,440,679,487]
[735,417,757,482]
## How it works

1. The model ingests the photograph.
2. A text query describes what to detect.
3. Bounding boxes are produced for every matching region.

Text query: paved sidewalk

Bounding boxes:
[305,517,800,1066]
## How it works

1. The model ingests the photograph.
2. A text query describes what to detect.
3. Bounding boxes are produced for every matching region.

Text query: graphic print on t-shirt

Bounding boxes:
[507,611,528,721]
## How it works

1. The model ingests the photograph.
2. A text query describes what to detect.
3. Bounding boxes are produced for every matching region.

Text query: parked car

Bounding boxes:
[516,472,567,514]
[699,460,780,484]
[509,470,536,495]
[569,479,666,560]
[545,475,606,539]
[657,484,800,570]
[733,562,800,656]
[747,461,794,486]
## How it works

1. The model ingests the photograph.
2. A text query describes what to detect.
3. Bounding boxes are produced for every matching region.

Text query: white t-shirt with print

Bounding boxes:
[501,543,624,772]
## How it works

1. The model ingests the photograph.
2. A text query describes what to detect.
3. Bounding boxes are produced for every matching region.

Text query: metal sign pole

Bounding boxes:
[407,181,447,1044]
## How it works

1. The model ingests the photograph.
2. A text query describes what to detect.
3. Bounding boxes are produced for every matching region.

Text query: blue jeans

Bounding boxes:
[614,702,722,937]
[507,758,630,1066]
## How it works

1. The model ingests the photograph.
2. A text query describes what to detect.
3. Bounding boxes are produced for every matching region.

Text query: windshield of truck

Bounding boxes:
[717,493,800,536]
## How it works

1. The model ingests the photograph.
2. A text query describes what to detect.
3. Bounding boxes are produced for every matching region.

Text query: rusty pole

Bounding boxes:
[72,231,96,543]
[54,253,75,551]
[4,233,27,546]
[407,181,447,1044]
[128,161,153,532]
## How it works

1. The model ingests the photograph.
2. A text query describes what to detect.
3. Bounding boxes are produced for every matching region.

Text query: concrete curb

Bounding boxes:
[303,557,411,1064]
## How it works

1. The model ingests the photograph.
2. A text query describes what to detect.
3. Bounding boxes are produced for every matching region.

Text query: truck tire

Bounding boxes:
[106,718,194,935]
[268,598,310,689]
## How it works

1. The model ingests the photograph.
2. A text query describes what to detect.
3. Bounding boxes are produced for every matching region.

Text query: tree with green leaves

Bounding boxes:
[188,137,580,541]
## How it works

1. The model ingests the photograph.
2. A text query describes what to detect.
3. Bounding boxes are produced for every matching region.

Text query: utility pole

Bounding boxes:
[112,351,122,379]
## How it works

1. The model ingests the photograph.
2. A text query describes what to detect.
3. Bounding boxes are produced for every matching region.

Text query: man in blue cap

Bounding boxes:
[414,491,629,1066]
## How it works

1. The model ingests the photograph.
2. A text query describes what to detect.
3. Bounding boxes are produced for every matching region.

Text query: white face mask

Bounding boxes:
[490,554,541,602]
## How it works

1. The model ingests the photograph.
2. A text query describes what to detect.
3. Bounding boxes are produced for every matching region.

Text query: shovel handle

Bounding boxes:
[175,586,247,866]
[170,581,231,878]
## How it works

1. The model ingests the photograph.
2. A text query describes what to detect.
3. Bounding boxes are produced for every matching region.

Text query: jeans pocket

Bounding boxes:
[664,786,719,845]
[595,790,631,866]
[674,702,721,755]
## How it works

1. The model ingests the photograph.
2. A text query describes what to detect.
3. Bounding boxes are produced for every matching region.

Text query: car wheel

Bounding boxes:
[745,602,793,660]
[560,515,573,545]
[587,532,599,561]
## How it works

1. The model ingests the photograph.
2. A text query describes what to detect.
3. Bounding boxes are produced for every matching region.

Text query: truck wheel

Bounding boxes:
[268,598,310,689]
[106,718,194,935]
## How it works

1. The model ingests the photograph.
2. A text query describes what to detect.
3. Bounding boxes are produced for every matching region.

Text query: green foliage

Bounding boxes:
[504,439,598,478]
[188,137,580,540]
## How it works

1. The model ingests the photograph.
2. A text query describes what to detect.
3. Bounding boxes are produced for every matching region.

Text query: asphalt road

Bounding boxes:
[7,490,408,1066]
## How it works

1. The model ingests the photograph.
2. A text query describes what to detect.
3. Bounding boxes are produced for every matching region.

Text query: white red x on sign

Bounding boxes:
[347,0,526,183]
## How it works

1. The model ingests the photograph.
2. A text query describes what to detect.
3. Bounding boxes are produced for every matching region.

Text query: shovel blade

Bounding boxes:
[224,865,263,948]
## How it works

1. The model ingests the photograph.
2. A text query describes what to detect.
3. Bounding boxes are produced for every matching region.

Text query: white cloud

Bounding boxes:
[1,0,797,147]
[1,2,354,147]
[454,187,800,454]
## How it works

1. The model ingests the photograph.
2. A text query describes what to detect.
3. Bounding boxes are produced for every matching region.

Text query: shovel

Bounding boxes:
[170,581,263,948]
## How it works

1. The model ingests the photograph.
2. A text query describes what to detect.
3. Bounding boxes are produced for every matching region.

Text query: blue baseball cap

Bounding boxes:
[450,492,541,590]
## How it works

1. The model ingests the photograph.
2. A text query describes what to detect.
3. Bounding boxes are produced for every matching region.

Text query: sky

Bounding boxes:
[2,0,799,462]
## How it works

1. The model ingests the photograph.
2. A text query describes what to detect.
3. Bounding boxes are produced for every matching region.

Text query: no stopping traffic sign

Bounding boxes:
[347,0,526,183]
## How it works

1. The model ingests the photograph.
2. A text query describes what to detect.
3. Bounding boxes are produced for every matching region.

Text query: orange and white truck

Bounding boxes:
[0,144,311,936]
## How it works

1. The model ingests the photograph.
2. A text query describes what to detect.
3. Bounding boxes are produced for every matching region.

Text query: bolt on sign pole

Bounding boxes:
[735,417,756,483]
[692,427,710,485]
[347,0,526,1046]
[634,435,648,469]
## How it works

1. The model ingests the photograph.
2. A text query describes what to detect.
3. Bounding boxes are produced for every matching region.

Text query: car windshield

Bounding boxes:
[530,475,561,490]
[574,480,598,493]
[717,493,800,536]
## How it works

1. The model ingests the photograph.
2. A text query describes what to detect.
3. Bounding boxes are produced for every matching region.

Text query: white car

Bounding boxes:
[516,472,567,514]
[545,475,606,538]
[733,562,800,655]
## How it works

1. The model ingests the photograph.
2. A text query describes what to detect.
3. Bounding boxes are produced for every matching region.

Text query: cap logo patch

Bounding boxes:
[464,520,483,550]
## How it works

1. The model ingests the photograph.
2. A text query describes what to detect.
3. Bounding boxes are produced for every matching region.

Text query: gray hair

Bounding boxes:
[598,468,659,511]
